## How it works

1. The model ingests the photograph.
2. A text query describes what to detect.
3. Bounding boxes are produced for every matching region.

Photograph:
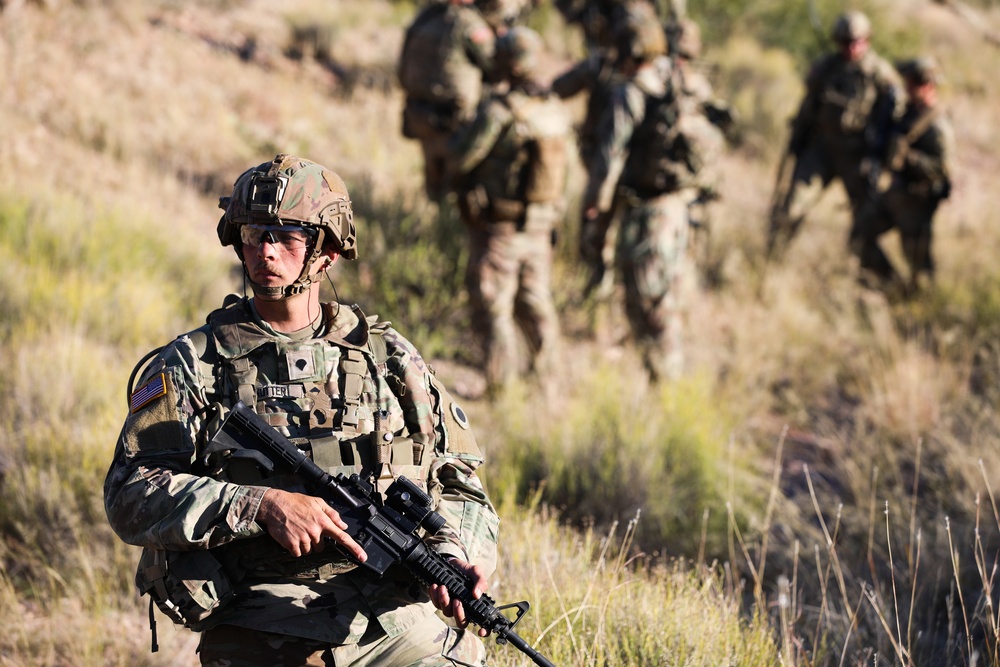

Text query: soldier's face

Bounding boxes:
[244,231,312,289]
[908,80,936,108]
[838,37,869,63]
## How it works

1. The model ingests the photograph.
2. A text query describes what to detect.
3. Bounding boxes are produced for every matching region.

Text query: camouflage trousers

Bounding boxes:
[615,190,690,382]
[464,214,561,392]
[768,135,870,259]
[850,183,940,291]
[198,614,487,667]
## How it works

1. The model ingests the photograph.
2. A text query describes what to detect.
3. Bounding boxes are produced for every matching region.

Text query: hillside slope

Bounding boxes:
[2,0,1000,665]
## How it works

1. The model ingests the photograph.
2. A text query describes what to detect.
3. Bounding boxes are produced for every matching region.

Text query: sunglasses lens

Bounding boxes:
[240,225,315,250]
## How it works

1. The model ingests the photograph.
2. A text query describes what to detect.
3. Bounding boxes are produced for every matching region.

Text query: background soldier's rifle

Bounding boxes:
[210,402,557,667]
[766,112,806,263]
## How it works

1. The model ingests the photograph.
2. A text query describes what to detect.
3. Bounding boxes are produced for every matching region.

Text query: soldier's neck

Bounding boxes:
[251,288,324,334]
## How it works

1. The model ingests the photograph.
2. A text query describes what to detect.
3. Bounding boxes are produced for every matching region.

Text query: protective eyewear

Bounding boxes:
[240,224,317,250]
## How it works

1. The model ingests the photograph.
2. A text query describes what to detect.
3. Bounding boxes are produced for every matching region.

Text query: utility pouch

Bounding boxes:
[524,136,567,203]
[135,546,234,628]
[458,185,489,223]
[488,197,526,223]
[402,99,457,139]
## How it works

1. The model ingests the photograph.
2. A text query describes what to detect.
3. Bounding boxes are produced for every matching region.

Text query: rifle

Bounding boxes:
[210,401,556,667]
[863,87,898,200]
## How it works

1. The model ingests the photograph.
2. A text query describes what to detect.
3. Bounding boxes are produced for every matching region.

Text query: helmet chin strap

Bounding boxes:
[244,265,329,301]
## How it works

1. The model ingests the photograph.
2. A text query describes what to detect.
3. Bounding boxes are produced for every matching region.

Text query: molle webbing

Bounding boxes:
[229,358,258,408]
[338,348,367,432]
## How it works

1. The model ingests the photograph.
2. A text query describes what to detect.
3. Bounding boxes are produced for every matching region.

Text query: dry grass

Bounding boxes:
[2,0,1000,665]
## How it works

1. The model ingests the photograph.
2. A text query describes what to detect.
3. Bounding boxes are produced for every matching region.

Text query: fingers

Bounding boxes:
[428,559,491,636]
[256,489,367,561]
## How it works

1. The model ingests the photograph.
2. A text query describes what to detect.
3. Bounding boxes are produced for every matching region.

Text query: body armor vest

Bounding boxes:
[200,298,429,491]
[815,54,881,136]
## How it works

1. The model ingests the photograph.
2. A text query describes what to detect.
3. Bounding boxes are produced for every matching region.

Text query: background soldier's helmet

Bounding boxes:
[831,10,871,43]
[496,26,544,81]
[217,154,357,299]
[896,56,942,85]
[614,14,668,63]
[669,18,702,59]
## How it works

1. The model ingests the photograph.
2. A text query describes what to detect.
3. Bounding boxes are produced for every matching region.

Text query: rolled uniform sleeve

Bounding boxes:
[104,336,267,551]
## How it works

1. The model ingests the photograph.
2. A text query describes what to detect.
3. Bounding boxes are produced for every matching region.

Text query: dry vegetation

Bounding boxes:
[2,0,1000,665]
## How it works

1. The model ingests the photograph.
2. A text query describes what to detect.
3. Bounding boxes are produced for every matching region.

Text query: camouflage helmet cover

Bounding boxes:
[614,14,667,63]
[831,10,871,43]
[896,55,942,85]
[218,154,357,260]
[496,26,544,80]
[671,18,702,59]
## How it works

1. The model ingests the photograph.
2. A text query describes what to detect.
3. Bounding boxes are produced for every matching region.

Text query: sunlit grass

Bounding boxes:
[1,0,1000,665]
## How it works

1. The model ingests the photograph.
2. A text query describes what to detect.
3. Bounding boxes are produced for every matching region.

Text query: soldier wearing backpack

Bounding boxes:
[398,0,498,201]
[582,16,724,381]
[448,27,571,394]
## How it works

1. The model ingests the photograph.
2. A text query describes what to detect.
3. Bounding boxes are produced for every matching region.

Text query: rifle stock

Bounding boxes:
[211,401,556,667]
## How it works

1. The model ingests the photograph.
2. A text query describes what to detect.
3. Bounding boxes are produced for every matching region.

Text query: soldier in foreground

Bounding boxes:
[104,154,499,666]
[767,11,903,260]
[449,27,571,394]
[850,56,954,293]
[398,0,497,201]
[582,18,724,381]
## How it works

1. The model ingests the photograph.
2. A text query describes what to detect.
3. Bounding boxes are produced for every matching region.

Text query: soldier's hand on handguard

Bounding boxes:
[429,558,491,637]
[256,488,367,562]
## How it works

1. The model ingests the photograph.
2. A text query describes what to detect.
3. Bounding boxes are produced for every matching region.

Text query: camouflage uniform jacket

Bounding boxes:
[104,296,499,643]
[398,1,497,119]
[582,59,669,211]
[583,56,722,208]
[552,52,622,166]
[794,49,903,145]
[449,84,571,224]
[888,101,954,198]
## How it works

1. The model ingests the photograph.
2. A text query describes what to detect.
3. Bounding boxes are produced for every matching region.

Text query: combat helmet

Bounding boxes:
[218,153,356,300]
[669,18,702,60]
[831,10,871,43]
[896,56,942,86]
[614,13,668,64]
[496,26,544,81]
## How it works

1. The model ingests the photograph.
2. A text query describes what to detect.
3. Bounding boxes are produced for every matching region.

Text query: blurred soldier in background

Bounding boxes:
[398,0,498,201]
[850,56,954,294]
[582,17,724,381]
[668,18,735,139]
[448,27,571,394]
[477,0,540,32]
[767,10,903,261]
[105,154,498,666]
[551,0,661,294]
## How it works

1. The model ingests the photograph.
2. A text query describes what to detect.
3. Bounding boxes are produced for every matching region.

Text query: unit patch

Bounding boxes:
[130,373,167,413]
[450,402,470,430]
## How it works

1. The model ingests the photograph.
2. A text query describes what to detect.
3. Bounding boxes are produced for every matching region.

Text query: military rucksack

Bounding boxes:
[622,76,723,196]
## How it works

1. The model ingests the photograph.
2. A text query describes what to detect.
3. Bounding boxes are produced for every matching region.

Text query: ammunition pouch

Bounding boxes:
[402,98,459,140]
[488,197,527,223]
[136,547,234,629]
[524,136,568,204]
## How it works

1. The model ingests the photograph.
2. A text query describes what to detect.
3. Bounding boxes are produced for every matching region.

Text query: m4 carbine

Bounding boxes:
[211,401,556,667]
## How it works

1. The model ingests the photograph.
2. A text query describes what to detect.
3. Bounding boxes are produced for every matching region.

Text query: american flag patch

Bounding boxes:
[130,373,167,413]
